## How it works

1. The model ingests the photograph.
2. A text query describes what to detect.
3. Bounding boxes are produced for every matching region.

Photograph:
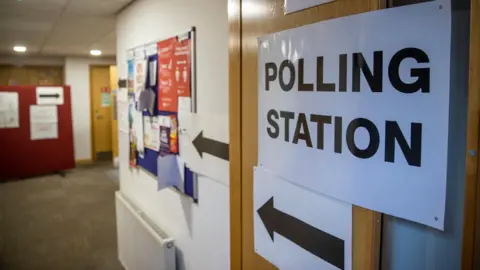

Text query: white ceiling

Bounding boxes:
[0,0,133,57]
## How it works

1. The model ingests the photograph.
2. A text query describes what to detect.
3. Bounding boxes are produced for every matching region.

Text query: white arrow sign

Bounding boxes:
[254,167,352,270]
[178,99,229,185]
[36,87,64,105]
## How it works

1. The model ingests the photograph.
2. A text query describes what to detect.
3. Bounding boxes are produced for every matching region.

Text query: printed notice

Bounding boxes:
[30,105,58,140]
[0,92,19,128]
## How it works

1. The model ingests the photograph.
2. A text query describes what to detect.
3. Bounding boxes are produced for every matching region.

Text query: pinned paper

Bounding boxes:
[118,101,129,133]
[133,110,144,157]
[138,88,156,114]
[144,116,160,151]
[134,59,147,100]
[157,155,184,192]
[0,92,19,128]
[178,96,191,112]
[30,105,58,140]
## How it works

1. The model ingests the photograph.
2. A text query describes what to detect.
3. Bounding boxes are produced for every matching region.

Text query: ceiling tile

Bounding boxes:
[65,0,132,16]
[0,0,121,56]
[89,30,116,56]
[41,16,115,55]
[0,0,68,15]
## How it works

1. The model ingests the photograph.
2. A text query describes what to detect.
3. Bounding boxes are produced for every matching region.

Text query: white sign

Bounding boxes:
[178,109,229,186]
[284,0,335,14]
[144,116,161,151]
[133,110,144,156]
[30,105,58,123]
[36,87,64,105]
[255,167,352,270]
[118,101,129,133]
[134,59,147,100]
[0,92,19,128]
[30,105,58,140]
[258,2,451,230]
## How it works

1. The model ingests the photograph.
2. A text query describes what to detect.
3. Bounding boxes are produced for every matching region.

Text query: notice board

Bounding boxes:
[0,86,75,180]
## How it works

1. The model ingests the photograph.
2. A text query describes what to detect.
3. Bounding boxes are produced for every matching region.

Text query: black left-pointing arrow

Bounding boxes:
[39,94,60,98]
[192,131,229,161]
[258,197,345,270]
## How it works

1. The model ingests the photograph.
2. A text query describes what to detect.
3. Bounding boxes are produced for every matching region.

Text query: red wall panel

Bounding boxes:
[0,86,75,180]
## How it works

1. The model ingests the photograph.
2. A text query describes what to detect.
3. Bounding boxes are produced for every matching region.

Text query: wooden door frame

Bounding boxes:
[229,0,242,269]
[462,0,480,269]
[229,1,384,269]
[89,64,111,162]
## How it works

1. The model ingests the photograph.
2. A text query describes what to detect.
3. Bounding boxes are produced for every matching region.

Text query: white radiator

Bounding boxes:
[115,192,176,270]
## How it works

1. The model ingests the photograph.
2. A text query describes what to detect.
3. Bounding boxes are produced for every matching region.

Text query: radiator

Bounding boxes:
[115,192,176,270]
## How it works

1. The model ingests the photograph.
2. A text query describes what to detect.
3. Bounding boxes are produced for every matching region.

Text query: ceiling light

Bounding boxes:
[13,46,26,53]
[90,50,102,56]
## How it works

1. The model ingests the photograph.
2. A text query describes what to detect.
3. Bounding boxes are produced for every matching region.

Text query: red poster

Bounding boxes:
[158,38,177,112]
[174,39,191,98]
[157,37,191,112]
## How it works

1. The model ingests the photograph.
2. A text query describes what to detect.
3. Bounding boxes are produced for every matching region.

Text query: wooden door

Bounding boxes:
[109,65,119,161]
[230,0,384,269]
[90,66,112,157]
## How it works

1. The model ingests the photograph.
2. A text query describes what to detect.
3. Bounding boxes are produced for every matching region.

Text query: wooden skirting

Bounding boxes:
[75,159,94,165]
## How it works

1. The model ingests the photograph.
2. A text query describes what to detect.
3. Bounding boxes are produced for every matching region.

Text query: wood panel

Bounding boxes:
[462,0,480,269]
[229,0,243,269]
[239,0,382,269]
[110,65,119,160]
[0,65,63,86]
[89,65,112,157]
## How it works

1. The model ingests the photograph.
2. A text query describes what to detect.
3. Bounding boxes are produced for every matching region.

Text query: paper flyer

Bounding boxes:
[118,101,129,133]
[134,59,147,100]
[30,105,58,140]
[144,116,161,151]
[0,92,19,128]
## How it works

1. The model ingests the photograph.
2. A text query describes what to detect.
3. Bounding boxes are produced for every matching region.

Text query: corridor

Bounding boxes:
[0,164,123,270]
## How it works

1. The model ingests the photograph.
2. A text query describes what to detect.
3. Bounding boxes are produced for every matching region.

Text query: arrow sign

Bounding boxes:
[192,131,229,161]
[258,197,345,270]
[36,86,64,105]
[39,94,60,98]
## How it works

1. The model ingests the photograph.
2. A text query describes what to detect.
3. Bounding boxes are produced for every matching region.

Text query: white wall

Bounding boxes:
[64,57,115,160]
[116,1,230,270]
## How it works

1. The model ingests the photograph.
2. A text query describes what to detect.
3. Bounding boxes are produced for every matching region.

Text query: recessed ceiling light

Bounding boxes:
[13,46,26,52]
[90,50,102,56]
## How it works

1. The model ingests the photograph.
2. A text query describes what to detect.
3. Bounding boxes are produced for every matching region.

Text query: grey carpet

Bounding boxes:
[0,163,124,270]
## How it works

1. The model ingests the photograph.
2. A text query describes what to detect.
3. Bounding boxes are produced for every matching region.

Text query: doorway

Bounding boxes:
[229,1,384,269]
[90,65,113,161]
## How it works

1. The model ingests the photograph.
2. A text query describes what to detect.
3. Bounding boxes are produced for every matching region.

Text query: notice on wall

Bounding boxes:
[158,38,176,112]
[128,98,137,167]
[118,101,129,134]
[30,105,58,140]
[134,59,147,100]
[0,92,19,128]
[178,109,229,185]
[258,2,451,230]
[284,0,335,14]
[157,37,191,112]
[174,38,191,97]
[36,86,64,105]
[254,167,352,270]
[144,116,161,151]
[118,79,129,102]
[101,87,111,107]
[128,59,135,94]
[134,110,144,157]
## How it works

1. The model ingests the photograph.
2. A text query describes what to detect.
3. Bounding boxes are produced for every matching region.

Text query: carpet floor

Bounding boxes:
[0,163,124,270]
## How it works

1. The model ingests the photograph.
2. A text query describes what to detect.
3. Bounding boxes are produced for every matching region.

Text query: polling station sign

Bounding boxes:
[257,1,451,230]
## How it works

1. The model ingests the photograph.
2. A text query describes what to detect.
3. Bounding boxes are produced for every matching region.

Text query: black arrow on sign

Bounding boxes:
[192,131,229,161]
[258,197,345,270]
[39,94,60,98]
